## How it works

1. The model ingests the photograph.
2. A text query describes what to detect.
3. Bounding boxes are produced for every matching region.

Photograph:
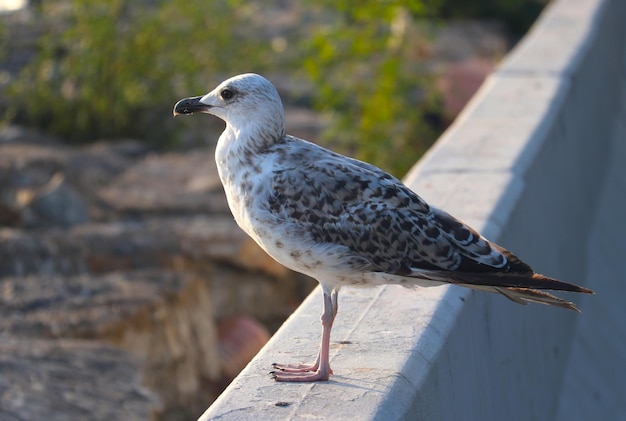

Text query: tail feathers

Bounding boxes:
[413,269,594,312]
[458,284,583,312]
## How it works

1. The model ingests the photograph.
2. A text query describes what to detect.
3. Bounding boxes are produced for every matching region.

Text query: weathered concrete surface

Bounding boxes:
[199,0,625,419]
[555,104,626,419]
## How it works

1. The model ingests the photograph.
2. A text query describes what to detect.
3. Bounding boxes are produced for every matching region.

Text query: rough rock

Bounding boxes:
[0,126,316,421]
[0,126,151,227]
[97,150,229,217]
[0,214,293,279]
[0,271,191,339]
[0,337,160,421]
[0,264,306,419]
[27,172,89,227]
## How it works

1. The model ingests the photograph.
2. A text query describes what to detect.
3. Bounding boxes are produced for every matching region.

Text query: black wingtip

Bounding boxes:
[443,270,594,294]
[530,273,594,294]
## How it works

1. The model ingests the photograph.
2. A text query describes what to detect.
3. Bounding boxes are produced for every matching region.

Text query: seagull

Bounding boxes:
[173,73,593,382]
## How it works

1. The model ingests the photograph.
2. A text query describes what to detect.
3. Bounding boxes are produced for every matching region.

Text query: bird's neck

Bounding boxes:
[214,122,285,196]
[216,123,282,162]
[214,123,284,237]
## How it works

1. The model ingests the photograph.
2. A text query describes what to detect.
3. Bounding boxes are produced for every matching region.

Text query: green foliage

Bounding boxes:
[299,0,443,176]
[5,0,270,145]
[5,0,545,174]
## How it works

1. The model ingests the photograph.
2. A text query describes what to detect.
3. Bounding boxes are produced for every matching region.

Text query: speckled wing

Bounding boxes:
[265,138,592,301]
[266,139,518,277]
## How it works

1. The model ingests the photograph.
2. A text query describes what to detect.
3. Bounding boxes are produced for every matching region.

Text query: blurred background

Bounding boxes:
[0,1,548,420]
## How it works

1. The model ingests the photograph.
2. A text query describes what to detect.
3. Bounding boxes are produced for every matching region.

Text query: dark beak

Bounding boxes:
[173,96,212,116]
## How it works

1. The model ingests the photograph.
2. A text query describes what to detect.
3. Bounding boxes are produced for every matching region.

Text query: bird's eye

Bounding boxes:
[221,88,234,100]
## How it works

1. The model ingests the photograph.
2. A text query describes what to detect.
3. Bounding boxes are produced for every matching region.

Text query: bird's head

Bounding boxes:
[173,73,285,138]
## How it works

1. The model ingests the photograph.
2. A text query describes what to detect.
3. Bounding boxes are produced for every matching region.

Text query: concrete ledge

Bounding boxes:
[200,0,625,419]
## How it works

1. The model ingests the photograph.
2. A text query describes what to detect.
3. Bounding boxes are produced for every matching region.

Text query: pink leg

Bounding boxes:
[272,289,338,382]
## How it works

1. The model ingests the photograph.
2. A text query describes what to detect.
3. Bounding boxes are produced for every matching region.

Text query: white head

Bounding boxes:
[174,73,286,142]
